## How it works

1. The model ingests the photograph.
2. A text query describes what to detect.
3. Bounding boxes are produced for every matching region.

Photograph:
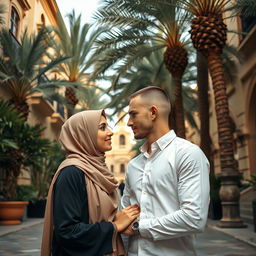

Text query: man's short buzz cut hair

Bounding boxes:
[130,86,170,103]
[130,86,171,119]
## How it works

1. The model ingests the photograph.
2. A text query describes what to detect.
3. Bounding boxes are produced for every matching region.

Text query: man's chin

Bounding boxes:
[134,134,144,140]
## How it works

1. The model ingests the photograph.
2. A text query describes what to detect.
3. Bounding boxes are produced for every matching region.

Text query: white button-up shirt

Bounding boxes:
[121,130,210,256]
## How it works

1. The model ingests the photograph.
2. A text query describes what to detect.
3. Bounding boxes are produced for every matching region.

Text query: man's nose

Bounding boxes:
[127,118,133,127]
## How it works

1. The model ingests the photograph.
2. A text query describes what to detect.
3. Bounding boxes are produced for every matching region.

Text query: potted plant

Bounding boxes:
[27,142,65,218]
[0,100,50,225]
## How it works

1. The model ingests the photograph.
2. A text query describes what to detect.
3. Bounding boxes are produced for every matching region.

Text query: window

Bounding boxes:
[10,7,20,38]
[120,164,125,173]
[110,165,114,173]
[41,14,45,26]
[119,134,126,146]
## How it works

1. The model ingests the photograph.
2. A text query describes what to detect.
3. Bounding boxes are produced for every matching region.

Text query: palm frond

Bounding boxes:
[226,0,256,18]
[0,28,66,101]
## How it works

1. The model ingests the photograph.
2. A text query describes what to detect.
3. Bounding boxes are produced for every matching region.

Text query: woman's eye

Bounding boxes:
[99,125,106,131]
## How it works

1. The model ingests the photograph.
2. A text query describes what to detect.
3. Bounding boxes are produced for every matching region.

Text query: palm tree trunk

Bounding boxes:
[198,51,218,219]
[197,51,213,170]
[168,102,176,131]
[3,168,18,200]
[174,76,186,138]
[207,52,245,228]
[207,53,235,170]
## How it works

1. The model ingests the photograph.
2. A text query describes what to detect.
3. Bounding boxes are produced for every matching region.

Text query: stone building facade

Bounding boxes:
[0,0,65,184]
[105,115,135,182]
[0,0,65,141]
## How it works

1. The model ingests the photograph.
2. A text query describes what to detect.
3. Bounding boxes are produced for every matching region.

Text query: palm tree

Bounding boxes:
[172,0,254,227]
[48,10,107,116]
[93,0,192,138]
[196,51,211,160]
[0,28,67,120]
[175,0,254,169]
[76,85,108,111]
[106,48,198,131]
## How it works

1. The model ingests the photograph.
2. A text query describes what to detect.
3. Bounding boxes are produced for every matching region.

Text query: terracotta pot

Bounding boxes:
[0,201,28,225]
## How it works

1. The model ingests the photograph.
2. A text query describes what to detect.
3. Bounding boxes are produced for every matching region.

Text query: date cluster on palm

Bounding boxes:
[164,46,188,77]
[65,87,78,106]
[190,16,227,55]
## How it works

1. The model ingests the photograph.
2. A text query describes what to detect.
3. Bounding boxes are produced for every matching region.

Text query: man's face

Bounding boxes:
[127,96,153,140]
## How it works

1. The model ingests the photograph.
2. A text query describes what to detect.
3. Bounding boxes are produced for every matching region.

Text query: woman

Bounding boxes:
[41,110,139,256]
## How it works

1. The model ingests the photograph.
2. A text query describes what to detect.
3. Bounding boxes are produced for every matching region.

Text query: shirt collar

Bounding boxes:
[140,130,177,156]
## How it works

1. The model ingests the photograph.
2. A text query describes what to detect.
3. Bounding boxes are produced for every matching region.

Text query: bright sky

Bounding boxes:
[56,0,101,24]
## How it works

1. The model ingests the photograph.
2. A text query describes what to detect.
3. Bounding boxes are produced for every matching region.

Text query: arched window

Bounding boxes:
[119,134,126,146]
[110,165,114,173]
[10,7,20,37]
[120,164,125,173]
[41,14,45,26]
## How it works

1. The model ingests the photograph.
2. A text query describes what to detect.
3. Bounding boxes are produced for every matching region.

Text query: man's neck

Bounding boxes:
[146,128,170,154]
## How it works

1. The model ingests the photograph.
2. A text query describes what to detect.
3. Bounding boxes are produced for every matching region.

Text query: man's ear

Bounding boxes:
[150,105,158,120]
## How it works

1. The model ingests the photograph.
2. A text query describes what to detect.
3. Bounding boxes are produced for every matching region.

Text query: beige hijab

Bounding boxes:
[41,110,125,256]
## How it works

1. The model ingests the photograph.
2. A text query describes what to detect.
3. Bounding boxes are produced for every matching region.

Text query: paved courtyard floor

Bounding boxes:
[0,222,255,255]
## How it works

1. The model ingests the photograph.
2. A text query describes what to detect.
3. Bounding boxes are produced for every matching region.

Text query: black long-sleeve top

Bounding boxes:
[52,165,115,256]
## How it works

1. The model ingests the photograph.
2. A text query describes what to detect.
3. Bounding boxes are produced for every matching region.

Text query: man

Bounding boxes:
[121,86,210,256]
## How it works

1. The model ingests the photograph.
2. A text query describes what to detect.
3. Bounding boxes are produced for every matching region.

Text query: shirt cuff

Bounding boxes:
[139,218,153,239]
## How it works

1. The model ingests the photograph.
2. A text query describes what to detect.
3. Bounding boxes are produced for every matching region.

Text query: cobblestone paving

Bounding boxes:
[0,223,255,255]
[0,224,42,256]
[196,228,256,256]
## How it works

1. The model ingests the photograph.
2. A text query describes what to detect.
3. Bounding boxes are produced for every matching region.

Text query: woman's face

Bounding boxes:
[97,115,113,153]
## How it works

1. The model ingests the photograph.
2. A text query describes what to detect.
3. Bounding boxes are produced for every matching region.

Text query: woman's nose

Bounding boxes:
[108,129,114,136]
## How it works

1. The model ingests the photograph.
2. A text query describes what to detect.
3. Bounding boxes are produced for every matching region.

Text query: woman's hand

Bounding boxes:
[113,205,140,232]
